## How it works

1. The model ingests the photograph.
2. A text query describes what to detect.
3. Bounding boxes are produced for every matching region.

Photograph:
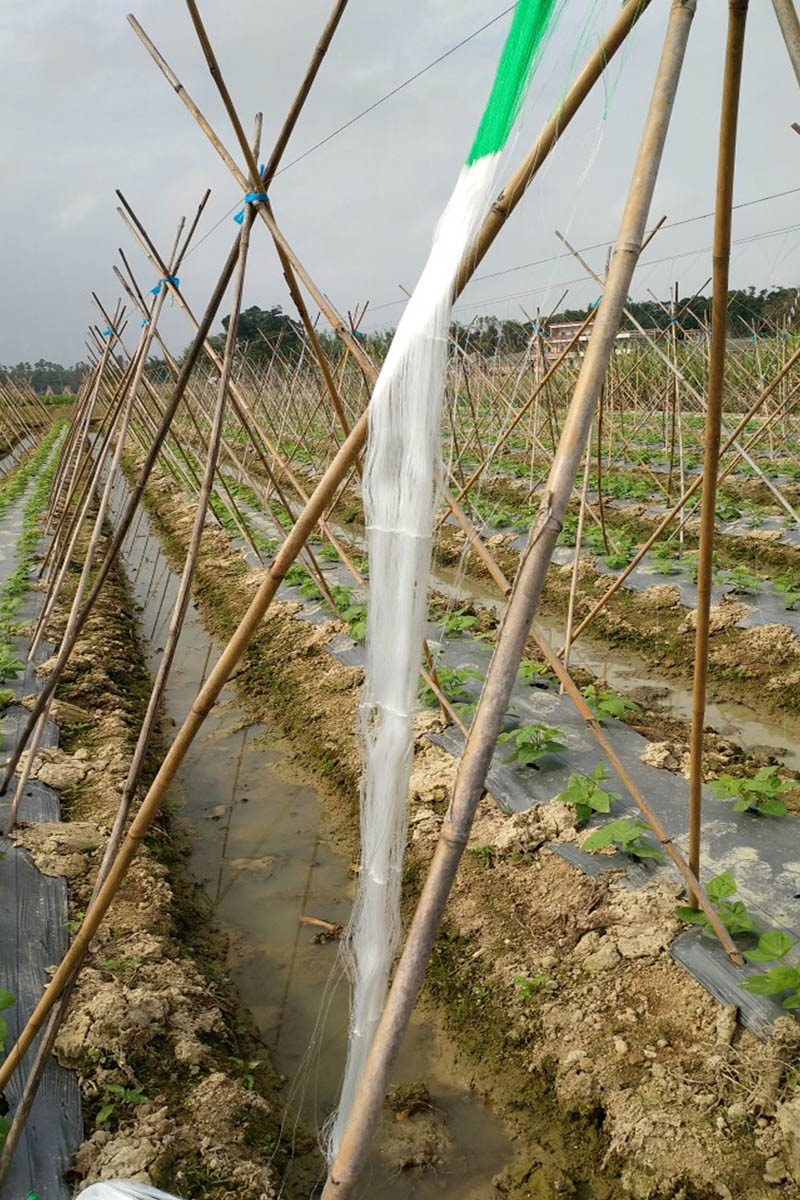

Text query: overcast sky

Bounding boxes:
[2,1,799,365]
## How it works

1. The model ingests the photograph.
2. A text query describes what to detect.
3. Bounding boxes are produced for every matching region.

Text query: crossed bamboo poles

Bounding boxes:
[2,0,799,1194]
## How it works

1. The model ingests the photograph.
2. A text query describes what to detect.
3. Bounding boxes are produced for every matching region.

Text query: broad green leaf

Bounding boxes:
[675,905,709,925]
[593,791,612,814]
[581,826,615,853]
[706,871,736,903]
[740,965,799,996]
[0,988,16,1011]
[745,931,795,963]
[758,797,787,818]
[630,841,665,861]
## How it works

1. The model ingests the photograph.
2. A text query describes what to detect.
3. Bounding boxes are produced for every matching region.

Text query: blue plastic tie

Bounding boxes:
[234,192,268,224]
[150,275,180,296]
[591,295,602,309]
[141,318,150,328]
[102,327,114,338]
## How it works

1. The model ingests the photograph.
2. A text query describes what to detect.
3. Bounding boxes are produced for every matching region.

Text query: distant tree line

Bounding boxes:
[0,359,86,394]
[551,286,799,339]
[8,287,799,390]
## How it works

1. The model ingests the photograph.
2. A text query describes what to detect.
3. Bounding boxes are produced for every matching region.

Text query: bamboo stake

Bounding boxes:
[772,0,800,87]
[688,0,749,905]
[323,6,708,1195]
[563,425,592,677]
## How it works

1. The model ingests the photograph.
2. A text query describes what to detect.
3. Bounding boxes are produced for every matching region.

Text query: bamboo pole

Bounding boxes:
[323,5,703,1195]
[0,0,659,1090]
[688,0,749,905]
[772,0,800,87]
[563,426,592,677]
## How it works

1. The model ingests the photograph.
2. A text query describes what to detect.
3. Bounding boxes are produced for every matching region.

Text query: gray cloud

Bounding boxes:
[2,1,799,364]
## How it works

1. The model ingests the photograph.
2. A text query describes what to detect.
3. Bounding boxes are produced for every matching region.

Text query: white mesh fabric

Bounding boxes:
[329,154,501,1157]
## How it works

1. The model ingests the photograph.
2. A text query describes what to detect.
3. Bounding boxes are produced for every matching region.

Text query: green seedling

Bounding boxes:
[744,930,796,963]
[715,497,742,523]
[0,644,23,681]
[675,870,758,937]
[723,565,764,595]
[441,608,480,637]
[557,513,579,548]
[519,659,556,688]
[498,722,567,767]
[0,988,14,1055]
[329,584,352,609]
[773,571,800,610]
[710,766,790,817]
[584,526,608,555]
[582,684,641,722]
[740,963,800,1010]
[679,552,700,582]
[473,844,496,871]
[603,536,638,570]
[558,760,621,825]
[513,973,551,999]
[298,575,322,601]
[418,665,482,715]
[95,1083,150,1129]
[231,1057,264,1090]
[342,602,367,642]
[581,817,664,862]
[650,553,681,576]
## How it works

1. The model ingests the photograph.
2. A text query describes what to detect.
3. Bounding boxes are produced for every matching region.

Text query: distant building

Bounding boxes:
[544,321,661,361]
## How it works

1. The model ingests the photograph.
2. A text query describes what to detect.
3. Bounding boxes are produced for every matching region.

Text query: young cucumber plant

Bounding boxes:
[513,973,553,999]
[558,760,620,825]
[602,534,638,571]
[581,817,665,862]
[340,600,367,642]
[740,928,800,1010]
[418,665,482,716]
[675,870,757,937]
[498,722,566,767]
[710,766,791,817]
[518,659,557,688]
[773,570,800,610]
[582,684,641,722]
[723,565,764,596]
[440,608,480,638]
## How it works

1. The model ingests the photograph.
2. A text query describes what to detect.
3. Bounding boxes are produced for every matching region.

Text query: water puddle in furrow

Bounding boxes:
[432,561,800,770]
[107,482,511,1198]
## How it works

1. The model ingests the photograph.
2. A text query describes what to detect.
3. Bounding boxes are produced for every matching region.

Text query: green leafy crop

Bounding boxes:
[497,722,566,767]
[710,766,790,817]
[582,684,641,722]
[675,870,758,937]
[558,760,620,825]
[581,817,664,862]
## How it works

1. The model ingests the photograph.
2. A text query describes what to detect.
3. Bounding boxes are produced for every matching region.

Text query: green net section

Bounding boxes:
[466,0,560,165]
